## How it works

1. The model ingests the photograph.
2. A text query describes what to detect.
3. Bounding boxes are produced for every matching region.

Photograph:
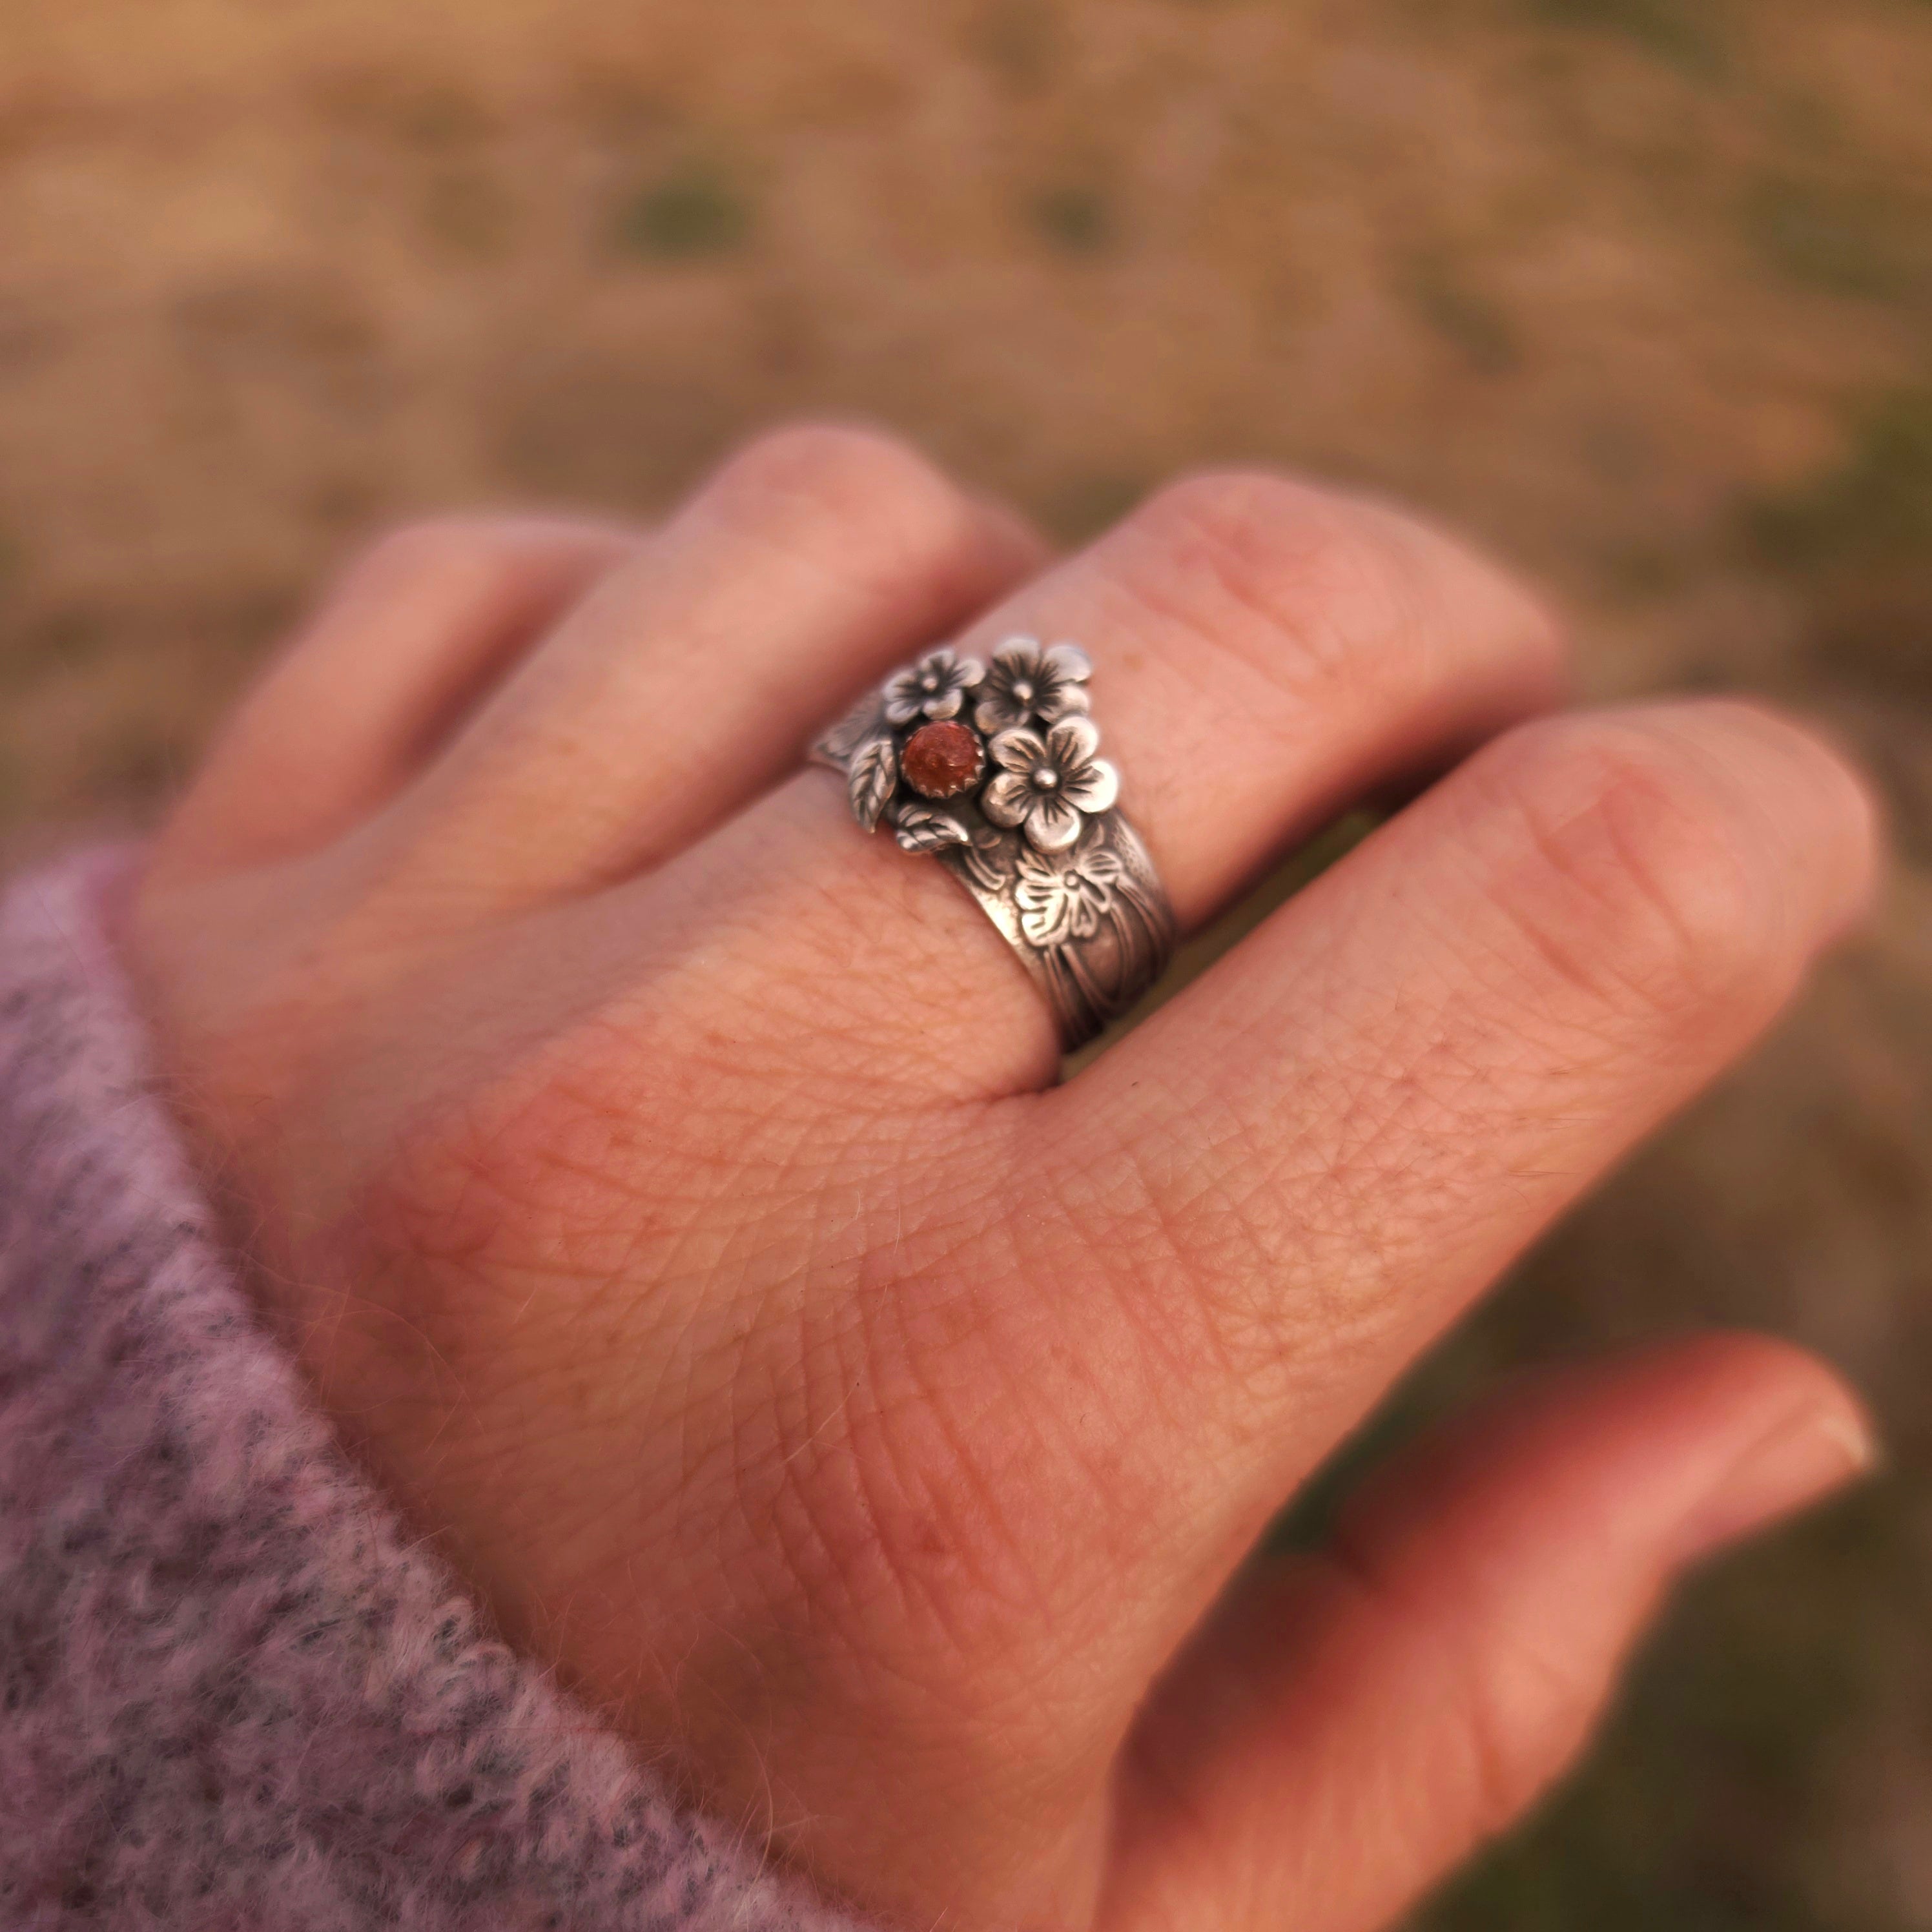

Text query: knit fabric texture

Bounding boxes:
[0,854,863,1932]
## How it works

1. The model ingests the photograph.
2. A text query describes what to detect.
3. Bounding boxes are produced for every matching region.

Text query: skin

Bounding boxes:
[128,426,1882,1932]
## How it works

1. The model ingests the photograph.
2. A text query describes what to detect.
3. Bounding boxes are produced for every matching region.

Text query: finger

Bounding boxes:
[1103,1334,1875,1932]
[1047,700,1878,1556]
[626,469,1563,1095]
[159,515,641,876]
[399,424,1047,899]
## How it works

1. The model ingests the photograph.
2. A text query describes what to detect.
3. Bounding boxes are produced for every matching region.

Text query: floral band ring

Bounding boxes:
[810,637,1177,1051]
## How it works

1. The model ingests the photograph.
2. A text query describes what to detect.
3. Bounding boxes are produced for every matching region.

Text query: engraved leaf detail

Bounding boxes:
[961,828,1013,895]
[847,735,899,832]
[816,694,885,766]
[1014,843,1125,947]
[894,806,972,854]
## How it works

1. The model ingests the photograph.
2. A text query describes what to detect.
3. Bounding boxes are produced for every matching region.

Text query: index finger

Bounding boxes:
[1039,699,1878,1521]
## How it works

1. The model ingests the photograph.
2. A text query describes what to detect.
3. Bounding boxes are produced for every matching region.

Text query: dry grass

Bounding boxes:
[1,1,1929,1922]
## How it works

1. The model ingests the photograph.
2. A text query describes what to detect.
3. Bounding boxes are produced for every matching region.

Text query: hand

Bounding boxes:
[130,427,1879,1931]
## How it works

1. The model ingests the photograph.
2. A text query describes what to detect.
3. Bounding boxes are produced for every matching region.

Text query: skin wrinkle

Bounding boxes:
[0,856,866,1932]
[517,1128,1058,1700]
[152,520,643,879]
[1065,719,1819,1396]
[748,1179,1208,1765]
[404,432,1041,904]
[1120,479,1410,695]
[349,522,645,777]
[1058,481,1555,909]
[1065,1053,1383,1375]
[113,424,1881,1927]
[831,1266,1060,1616]
[1459,721,1800,1027]
[688,431,1012,632]
[1317,1521,1617,1847]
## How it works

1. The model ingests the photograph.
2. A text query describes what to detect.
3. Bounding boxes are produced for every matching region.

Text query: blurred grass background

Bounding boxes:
[1,0,1929,1922]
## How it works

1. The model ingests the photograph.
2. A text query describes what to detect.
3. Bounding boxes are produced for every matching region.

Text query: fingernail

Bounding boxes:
[1676,1405,1878,1565]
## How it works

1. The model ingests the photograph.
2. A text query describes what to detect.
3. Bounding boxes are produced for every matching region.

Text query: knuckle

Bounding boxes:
[345,515,510,592]
[1471,708,1809,1023]
[1328,1529,1604,1841]
[1137,466,1334,541]
[1121,470,1461,691]
[1451,1620,1603,1835]
[338,514,631,609]
[708,420,972,564]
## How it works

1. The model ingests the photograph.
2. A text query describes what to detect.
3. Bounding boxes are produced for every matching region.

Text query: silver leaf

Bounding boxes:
[847,735,898,832]
[814,693,886,767]
[894,807,971,854]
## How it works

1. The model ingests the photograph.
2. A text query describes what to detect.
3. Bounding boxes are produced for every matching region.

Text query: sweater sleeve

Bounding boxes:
[0,852,866,1932]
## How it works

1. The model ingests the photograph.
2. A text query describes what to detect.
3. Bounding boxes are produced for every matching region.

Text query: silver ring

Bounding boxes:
[811,637,1177,1051]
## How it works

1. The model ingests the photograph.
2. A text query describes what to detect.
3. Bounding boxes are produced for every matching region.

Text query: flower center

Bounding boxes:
[1034,766,1060,790]
[1011,679,1034,704]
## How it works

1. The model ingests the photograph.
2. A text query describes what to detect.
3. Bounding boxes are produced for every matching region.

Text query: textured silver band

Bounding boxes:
[810,637,1177,1051]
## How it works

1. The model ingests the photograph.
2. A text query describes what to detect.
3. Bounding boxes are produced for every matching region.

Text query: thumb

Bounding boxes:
[1102,1333,1875,1932]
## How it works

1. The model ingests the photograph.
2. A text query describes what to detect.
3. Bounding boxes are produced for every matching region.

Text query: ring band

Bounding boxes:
[811,637,1177,1051]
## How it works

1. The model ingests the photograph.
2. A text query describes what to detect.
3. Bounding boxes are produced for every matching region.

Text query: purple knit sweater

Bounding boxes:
[0,854,862,1932]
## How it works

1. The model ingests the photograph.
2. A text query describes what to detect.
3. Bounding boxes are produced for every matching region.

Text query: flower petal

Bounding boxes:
[1018,887,1073,949]
[1034,682,1091,724]
[1027,794,1084,852]
[926,686,964,721]
[1047,715,1102,769]
[1064,890,1106,943]
[989,727,1045,774]
[973,692,1035,726]
[982,772,1033,828]
[1043,641,1092,684]
[884,693,923,727]
[1078,846,1125,887]
[1061,757,1118,815]
[951,655,985,690]
[992,635,1043,675]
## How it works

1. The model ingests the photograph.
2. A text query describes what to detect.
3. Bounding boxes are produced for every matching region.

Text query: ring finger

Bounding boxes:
[622,466,1566,1094]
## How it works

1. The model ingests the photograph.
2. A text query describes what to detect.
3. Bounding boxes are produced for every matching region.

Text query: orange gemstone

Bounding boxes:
[902,719,984,799]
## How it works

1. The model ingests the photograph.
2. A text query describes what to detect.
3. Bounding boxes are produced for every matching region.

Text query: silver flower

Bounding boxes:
[982,716,1120,853]
[973,637,1092,735]
[883,648,984,726]
[1014,843,1125,949]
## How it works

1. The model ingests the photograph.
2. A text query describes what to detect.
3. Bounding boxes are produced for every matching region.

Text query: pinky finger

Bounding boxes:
[1103,1333,1875,1932]
[158,515,639,878]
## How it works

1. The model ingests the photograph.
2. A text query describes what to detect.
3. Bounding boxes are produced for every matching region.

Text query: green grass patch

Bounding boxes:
[0,608,108,690]
[1746,387,1932,573]
[1418,1493,1909,1932]
[615,161,753,262]
[1526,0,1724,74]
[1599,539,1698,604]
[1043,471,1148,541]
[1404,252,1520,373]
[1745,177,1914,301]
[1029,185,1115,255]
[89,720,181,802]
